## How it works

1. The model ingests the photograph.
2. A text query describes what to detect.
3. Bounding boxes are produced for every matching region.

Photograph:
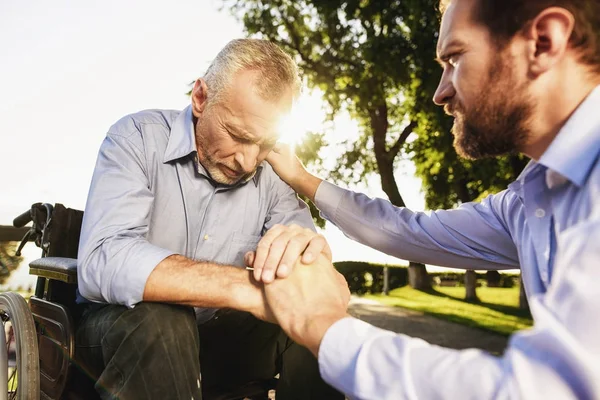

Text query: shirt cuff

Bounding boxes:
[111,243,176,307]
[318,316,396,395]
[314,181,346,221]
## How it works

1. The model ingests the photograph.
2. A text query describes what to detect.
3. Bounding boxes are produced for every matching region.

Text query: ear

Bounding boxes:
[524,7,575,76]
[191,78,209,117]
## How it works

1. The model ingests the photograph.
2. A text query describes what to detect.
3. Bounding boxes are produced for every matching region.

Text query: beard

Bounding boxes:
[195,114,256,186]
[450,54,532,160]
[197,143,255,186]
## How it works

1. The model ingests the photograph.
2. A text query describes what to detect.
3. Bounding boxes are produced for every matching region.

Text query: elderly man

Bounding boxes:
[256,0,600,398]
[75,39,342,400]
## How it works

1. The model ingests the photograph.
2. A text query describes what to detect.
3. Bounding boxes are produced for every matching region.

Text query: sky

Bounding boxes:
[0,0,440,289]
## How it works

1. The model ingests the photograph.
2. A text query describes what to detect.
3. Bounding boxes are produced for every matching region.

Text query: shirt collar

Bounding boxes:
[163,105,263,186]
[537,84,600,187]
[163,105,196,163]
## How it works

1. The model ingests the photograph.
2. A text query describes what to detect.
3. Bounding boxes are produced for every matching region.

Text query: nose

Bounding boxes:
[433,70,455,106]
[235,144,260,173]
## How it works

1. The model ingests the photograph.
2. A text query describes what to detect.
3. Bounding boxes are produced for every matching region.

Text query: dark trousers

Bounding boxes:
[74,302,343,400]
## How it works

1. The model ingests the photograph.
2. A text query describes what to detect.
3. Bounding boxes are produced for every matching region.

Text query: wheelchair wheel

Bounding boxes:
[0,292,40,400]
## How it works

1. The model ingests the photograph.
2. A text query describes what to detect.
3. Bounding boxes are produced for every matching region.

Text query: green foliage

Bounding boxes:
[409,120,530,208]
[224,0,529,210]
[334,261,408,294]
[223,0,441,208]
[0,243,23,285]
[430,271,517,288]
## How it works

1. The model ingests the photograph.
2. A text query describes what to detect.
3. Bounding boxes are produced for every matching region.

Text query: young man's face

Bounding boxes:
[433,0,533,160]
[193,70,292,185]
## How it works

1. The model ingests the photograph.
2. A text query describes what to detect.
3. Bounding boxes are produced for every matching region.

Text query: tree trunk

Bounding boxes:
[408,262,431,290]
[375,144,405,207]
[519,275,529,310]
[486,270,501,287]
[382,266,389,295]
[368,102,431,292]
[464,269,479,302]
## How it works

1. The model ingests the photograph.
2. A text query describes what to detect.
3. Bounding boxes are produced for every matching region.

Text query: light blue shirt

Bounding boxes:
[78,105,314,318]
[315,86,600,399]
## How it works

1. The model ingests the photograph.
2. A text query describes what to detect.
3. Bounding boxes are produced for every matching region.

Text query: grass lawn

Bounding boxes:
[365,286,533,336]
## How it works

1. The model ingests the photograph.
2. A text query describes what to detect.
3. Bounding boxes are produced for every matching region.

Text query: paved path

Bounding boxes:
[348,296,509,355]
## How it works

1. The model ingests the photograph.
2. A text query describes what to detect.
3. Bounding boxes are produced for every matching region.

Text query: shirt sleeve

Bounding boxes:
[263,165,316,232]
[77,131,175,307]
[314,181,520,270]
[318,217,600,399]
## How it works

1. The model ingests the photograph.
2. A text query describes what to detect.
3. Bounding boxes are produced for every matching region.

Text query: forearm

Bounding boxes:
[317,317,585,400]
[143,254,260,311]
[314,181,520,269]
[289,169,323,202]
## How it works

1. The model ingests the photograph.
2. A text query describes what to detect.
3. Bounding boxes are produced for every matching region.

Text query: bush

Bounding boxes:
[334,262,519,293]
[334,261,408,294]
[499,275,516,288]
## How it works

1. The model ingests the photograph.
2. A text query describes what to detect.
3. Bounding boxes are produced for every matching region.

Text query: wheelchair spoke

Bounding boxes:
[6,324,14,354]
[8,367,17,385]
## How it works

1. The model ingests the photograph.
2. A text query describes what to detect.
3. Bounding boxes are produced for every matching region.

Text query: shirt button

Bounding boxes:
[535,209,546,218]
[204,234,209,240]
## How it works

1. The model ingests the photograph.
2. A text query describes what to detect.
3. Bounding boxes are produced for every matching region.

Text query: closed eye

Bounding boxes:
[227,129,254,145]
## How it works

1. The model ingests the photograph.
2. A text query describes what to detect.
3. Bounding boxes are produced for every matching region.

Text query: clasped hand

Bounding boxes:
[245,225,350,355]
[245,223,332,283]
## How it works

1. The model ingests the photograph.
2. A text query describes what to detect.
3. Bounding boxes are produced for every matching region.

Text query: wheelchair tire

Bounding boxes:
[0,292,40,400]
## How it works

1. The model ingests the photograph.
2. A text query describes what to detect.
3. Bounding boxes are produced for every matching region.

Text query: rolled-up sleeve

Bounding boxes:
[78,131,175,306]
[319,218,600,399]
[314,181,520,270]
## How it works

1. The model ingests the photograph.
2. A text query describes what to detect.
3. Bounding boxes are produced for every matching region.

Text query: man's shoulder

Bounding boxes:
[107,109,181,139]
[254,161,294,192]
[257,161,282,184]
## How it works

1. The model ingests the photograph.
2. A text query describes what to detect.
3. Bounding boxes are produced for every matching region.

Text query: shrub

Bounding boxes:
[334,261,408,294]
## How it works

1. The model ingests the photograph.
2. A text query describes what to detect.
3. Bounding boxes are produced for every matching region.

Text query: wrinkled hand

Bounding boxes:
[245,224,332,283]
[244,278,277,324]
[266,143,307,188]
[262,254,351,356]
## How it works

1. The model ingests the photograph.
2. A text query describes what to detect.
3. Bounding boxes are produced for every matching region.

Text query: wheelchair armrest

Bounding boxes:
[29,257,78,284]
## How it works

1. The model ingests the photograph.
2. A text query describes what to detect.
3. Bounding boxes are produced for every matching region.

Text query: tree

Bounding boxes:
[0,242,23,285]
[519,276,529,310]
[223,0,527,292]
[464,270,479,302]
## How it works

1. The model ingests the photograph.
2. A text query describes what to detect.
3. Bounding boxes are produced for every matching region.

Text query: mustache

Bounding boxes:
[223,164,244,175]
[444,103,459,116]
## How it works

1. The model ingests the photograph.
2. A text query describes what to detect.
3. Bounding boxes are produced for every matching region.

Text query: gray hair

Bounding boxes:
[203,39,301,107]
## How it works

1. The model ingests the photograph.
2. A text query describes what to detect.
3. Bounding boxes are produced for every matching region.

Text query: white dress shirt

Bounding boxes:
[315,86,600,399]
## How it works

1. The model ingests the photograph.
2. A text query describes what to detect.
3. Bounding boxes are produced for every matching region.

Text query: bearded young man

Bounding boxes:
[75,39,342,400]
[250,0,600,398]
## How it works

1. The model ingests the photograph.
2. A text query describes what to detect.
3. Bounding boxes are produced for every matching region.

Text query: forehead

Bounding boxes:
[437,0,484,54]
[220,69,292,139]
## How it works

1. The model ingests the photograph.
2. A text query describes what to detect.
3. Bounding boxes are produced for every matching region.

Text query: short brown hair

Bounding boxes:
[440,0,600,74]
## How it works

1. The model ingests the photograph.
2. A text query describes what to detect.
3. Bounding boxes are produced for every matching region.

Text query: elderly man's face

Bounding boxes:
[433,0,533,159]
[193,69,292,185]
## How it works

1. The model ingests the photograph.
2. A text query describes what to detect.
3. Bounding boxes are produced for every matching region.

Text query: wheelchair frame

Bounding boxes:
[3,203,276,400]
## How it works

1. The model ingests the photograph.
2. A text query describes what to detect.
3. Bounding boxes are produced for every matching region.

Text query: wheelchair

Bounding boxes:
[3,203,276,400]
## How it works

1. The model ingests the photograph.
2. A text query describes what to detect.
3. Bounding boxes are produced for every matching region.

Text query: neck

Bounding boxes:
[522,67,600,160]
